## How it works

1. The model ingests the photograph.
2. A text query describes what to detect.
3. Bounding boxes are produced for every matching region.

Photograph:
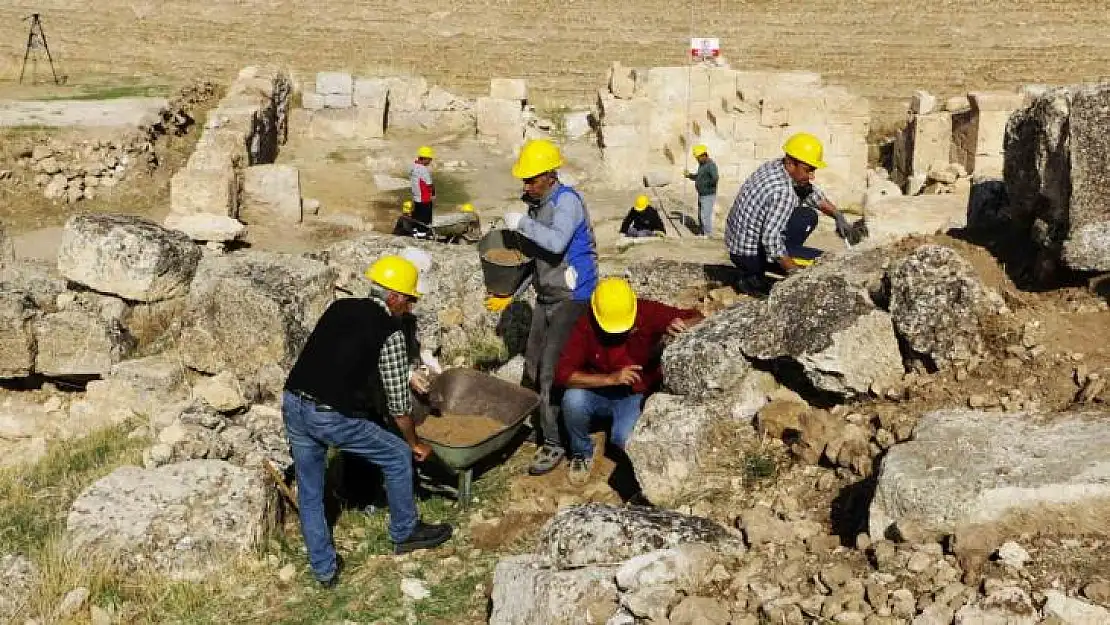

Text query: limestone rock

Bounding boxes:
[537,503,741,569]
[888,245,991,370]
[954,586,1037,625]
[315,72,352,96]
[661,302,757,398]
[624,394,714,502]
[66,460,266,580]
[163,213,246,243]
[0,291,37,378]
[1042,591,1110,625]
[179,251,335,379]
[57,213,201,302]
[1005,82,1110,272]
[669,596,731,625]
[488,554,618,625]
[863,194,967,242]
[0,554,38,622]
[0,259,67,311]
[33,309,134,376]
[193,371,247,413]
[614,543,719,593]
[869,410,1110,539]
[241,164,303,224]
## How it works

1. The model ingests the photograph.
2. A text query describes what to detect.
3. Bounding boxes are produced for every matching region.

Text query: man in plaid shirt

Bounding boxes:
[282,255,452,588]
[724,132,853,296]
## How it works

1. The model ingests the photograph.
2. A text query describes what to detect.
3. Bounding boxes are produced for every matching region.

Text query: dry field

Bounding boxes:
[1,1,1110,121]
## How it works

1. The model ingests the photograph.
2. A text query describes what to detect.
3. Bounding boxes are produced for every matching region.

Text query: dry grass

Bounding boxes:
[3,1,1110,123]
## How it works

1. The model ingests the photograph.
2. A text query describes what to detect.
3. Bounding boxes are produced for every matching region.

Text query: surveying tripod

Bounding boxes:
[19,13,63,85]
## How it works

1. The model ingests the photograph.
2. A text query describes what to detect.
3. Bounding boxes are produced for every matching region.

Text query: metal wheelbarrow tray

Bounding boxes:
[420,368,538,505]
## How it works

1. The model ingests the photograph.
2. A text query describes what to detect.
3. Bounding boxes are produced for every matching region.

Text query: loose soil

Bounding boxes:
[418,413,506,447]
[482,248,527,266]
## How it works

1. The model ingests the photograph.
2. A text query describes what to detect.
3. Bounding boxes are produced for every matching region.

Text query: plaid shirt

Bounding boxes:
[724,159,826,260]
[371,296,414,418]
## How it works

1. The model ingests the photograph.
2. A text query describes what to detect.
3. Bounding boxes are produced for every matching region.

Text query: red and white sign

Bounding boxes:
[690,37,720,58]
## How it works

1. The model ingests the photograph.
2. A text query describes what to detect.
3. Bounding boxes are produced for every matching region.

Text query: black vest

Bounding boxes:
[284,298,402,416]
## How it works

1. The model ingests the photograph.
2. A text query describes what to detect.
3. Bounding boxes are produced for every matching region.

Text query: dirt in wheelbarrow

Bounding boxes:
[418,413,506,446]
[482,248,528,266]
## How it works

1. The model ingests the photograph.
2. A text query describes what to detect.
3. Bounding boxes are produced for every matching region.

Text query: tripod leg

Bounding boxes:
[34,19,60,85]
[18,26,34,84]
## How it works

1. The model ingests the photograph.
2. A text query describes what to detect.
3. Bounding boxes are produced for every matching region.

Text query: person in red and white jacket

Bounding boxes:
[553,277,703,494]
[409,146,436,237]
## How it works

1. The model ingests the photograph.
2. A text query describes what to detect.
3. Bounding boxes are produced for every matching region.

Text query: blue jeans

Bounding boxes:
[697,194,717,236]
[561,388,644,459]
[282,391,419,581]
[731,206,822,278]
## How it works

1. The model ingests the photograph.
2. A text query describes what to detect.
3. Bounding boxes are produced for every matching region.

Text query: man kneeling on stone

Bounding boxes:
[553,277,703,489]
[282,255,452,588]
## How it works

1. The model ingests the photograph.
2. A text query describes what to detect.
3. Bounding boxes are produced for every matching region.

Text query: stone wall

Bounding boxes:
[166,67,294,243]
[595,61,871,203]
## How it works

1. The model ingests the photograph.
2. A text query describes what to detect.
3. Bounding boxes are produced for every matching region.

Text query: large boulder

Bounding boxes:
[869,410,1110,540]
[32,309,134,376]
[537,503,741,569]
[489,555,619,625]
[241,164,303,224]
[887,245,992,370]
[1005,82,1110,273]
[0,554,37,623]
[661,302,758,398]
[66,460,267,580]
[57,213,202,302]
[179,251,335,379]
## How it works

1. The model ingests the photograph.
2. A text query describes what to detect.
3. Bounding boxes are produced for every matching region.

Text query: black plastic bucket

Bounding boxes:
[478,229,532,296]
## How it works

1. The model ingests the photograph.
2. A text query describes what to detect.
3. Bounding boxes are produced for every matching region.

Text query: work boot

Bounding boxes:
[736,275,770,300]
[394,521,453,555]
[567,456,592,486]
[319,554,345,589]
[527,445,565,476]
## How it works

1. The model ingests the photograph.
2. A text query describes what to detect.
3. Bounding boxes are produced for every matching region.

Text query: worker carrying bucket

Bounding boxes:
[478,138,599,477]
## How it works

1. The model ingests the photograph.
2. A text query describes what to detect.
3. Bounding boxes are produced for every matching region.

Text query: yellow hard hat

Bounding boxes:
[402,200,413,215]
[459,203,474,213]
[417,146,435,159]
[634,195,650,211]
[782,133,827,169]
[365,255,421,298]
[591,277,637,334]
[692,144,708,157]
[511,139,564,179]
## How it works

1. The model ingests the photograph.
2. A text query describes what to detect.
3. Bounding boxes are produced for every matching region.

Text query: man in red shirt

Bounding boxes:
[553,277,703,488]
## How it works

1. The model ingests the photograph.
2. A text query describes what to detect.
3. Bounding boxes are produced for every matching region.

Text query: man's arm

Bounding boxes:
[619,209,635,235]
[705,161,719,187]
[517,193,583,254]
[645,207,666,233]
[378,330,427,457]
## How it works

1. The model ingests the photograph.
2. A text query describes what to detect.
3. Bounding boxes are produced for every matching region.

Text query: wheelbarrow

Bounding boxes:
[399,212,482,243]
[417,368,538,507]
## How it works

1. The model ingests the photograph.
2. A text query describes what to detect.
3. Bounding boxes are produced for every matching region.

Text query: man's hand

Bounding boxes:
[410,367,431,395]
[411,441,432,462]
[834,212,852,239]
[608,365,643,387]
[485,295,512,312]
[666,318,691,337]
[503,212,525,230]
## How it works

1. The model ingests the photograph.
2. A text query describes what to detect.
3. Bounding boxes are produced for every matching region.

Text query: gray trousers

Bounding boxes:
[524,299,588,449]
[697,194,716,236]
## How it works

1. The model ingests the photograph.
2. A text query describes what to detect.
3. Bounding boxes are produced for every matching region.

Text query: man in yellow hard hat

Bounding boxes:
[619,194,666,238]
[409,146,436,238]
[393,200,416,236]
[282,255,452,586]
[723,132,853,297]
[554,277,702,492]
[487,138,599,476]
[684,144,719,237]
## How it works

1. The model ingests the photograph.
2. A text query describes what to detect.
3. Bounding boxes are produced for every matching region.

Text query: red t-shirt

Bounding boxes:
[554,299,702,395]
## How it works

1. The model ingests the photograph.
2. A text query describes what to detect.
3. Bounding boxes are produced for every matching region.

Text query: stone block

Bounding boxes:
[321,93,352,109]
[241,165,303,224]
[0,292,36,378]
[423,86,469,112]
[608,61,637,99]
[969,91,1025,112]
[910,112,952,177]
[707,68,738,103]
[476,97,524,147]
[385,75,428,112]
[597,92,652,126]
[490,78,527,102]
[911,90,937,115]
[785,94,827,127]
[315,72,352,96]
[57,214,201,303]
[163,214,247,243]
[189,128,250,171]
[646,66,709,106]
[33,310,134,376]
[729,114,762,141]
[945,95,971,112]
[759,96,790,127]
[602,146,650,190]
[353,77,389,109]
[823,86,869,117]
[862,194,968,242]
[170,167,237,218]
[600,124,643,149]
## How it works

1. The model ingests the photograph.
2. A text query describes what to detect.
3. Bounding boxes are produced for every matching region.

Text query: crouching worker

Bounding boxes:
[282,255,452,588]
[553,277,703,490]
[620,194,666,238]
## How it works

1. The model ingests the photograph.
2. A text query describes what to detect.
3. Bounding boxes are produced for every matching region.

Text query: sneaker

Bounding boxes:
[567,456,593,486]
[319,554,344,589]
[527,445,565,476]
[394,521,453,555]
